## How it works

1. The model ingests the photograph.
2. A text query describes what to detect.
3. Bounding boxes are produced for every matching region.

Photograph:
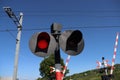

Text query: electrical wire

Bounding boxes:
[1,9,120,13]
[0,25,120,32]
[6,29,16,39]
[1,10,120,17]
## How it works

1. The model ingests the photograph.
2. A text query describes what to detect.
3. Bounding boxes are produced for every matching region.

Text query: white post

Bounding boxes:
[13,12,23,80]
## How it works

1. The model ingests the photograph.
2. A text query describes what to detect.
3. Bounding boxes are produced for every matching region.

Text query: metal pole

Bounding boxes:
[13,12,23,80]
[51,23,62,80]
[3,7,23,80]
[102,57,108,75]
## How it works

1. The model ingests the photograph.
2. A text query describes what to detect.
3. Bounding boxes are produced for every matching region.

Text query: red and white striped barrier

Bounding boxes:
[49,55,71,80]
[110,32,119,74]
[62,55,71,79]
[96,60,110,69]
[50,66,55,73]
[63,55,71,75]
[96,61,102,69]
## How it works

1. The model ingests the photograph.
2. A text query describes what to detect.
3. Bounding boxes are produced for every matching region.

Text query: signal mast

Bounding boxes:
[29,23,84,80]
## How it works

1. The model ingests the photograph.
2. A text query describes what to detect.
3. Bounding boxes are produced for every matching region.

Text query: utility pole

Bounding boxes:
[3,7,23,80]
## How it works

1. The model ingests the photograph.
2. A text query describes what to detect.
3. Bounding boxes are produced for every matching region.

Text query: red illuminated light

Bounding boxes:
[37,40,48,49]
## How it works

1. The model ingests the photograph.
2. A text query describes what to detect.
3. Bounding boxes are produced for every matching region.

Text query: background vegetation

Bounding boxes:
[64,64,120,80]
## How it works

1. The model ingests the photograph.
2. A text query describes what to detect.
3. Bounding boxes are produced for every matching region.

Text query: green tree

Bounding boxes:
[39,54,69,80]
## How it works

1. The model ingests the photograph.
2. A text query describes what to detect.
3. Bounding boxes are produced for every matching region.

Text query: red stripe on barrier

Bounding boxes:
[56,72,62,80]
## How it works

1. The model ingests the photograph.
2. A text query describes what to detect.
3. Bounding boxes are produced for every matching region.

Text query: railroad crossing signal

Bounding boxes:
[29,23,84,57]
[29,32,57,57]
[29,23,84,80]
[29,30,84,57]
[59,30,84,56]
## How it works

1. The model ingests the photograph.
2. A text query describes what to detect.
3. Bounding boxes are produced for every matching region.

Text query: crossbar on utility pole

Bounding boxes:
[3,7,23,80]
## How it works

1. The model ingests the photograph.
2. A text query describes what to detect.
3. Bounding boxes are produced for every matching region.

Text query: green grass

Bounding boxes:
[64,64,120,80]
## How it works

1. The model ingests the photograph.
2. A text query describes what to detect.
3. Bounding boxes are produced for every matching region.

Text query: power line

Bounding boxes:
[0,29,16,32]
[0,13,114,17]
[1,10,120,17]
[1,9,120,13]
[0,25,120,32]
[6,29,16,39]
[67,25,120,29]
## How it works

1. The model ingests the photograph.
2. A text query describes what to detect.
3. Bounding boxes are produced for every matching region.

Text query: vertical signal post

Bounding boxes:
[102,57,109,75]
[51,23,62,80]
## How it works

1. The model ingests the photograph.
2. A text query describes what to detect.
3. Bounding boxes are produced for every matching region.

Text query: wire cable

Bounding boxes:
[0,25,120,32]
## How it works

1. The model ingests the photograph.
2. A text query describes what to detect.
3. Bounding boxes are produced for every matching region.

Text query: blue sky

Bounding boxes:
[0,0,120,80]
